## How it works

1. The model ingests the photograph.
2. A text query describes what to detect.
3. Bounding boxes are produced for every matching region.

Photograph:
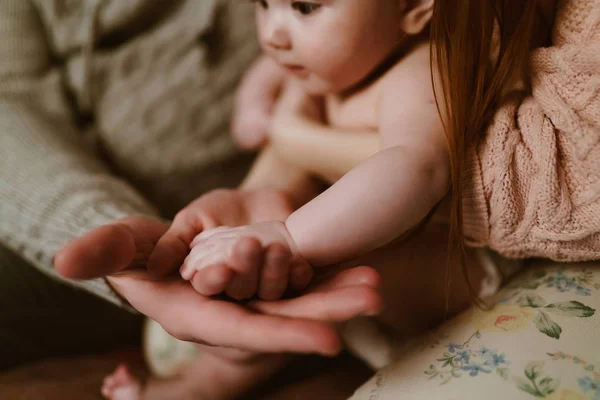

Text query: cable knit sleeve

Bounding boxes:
[463,0,600,261]
[0,0,160,308]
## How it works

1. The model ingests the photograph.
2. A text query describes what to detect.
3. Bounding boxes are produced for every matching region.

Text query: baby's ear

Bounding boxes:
[399,0,433,35]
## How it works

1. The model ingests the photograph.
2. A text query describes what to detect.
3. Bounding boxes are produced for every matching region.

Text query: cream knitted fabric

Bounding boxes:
[464,0,600,261]
[0,0,259,307]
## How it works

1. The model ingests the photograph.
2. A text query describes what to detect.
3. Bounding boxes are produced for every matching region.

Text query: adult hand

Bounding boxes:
[147,188,312,301]
[146,188,298,279]
[55,215,382,355]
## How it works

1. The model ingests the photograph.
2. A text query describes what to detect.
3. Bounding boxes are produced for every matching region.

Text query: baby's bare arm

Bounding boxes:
[284,45,450,266]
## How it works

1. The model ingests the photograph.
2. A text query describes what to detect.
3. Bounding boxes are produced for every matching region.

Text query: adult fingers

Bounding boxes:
[147,211,204,278]
[311,265,382,292]
[108,272,341,356]
[55,224,135,279]
[55,217,167,279]
[250,283,383,322]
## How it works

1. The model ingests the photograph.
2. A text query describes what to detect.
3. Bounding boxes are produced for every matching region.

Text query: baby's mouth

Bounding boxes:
[282,64,308,77]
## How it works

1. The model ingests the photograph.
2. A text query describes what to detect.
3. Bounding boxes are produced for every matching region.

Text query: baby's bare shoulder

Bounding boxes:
[377,42,446,150]
[380,42,433,102]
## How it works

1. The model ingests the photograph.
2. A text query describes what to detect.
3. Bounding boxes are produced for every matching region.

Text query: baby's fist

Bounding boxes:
[181,222,312,300]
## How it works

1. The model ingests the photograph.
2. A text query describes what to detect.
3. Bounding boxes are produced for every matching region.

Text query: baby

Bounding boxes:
[178,0,443,303]
[102,0,445,398]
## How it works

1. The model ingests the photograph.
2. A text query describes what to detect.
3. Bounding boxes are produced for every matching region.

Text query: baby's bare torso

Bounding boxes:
[325,82,381,131]
[320,42,431,183]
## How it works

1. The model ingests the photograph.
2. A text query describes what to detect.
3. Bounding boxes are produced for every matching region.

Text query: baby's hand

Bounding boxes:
[180,221,313,301]
[231,57,285,150]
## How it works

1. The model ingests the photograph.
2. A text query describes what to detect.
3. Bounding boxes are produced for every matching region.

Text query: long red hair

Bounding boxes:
[429,1,546,306]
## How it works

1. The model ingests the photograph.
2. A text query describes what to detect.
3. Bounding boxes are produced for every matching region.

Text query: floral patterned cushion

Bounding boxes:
[351,261,600,400]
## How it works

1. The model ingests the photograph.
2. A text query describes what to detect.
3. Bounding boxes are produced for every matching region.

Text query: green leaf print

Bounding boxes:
[534,311,562,339]
[517,294,547,308]
[520,281,541,290]
[538,376,557,394]
[515,362,559,398]
[497,368,510,380]
[515,377,543,397]
[544,301,596,318]
[525,362,544,381]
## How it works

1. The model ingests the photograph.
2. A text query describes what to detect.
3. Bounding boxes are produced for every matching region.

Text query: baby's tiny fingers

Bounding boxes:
[190,264,234,296]
[190,226,233,247]
[179,243,222,280]
[258,243,291,301]
[225,237,263,300]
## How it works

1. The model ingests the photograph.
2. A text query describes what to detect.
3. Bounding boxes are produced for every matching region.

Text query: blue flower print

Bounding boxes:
[447,343,464,353]
[578,376,600,400]
[454,351,470,364]
[462,364,492,377]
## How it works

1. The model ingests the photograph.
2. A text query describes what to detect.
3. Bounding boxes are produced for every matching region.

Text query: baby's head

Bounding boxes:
[253,0,433,95]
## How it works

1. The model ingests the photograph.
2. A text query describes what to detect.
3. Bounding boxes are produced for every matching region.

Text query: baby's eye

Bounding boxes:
[292,1,321,15]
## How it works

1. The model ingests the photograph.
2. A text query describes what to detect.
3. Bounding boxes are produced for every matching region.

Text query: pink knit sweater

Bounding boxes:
[463,0,600,261]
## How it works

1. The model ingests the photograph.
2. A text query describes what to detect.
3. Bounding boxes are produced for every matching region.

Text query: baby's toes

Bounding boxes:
[258,243,291,300]
[190,264,233,296]
[101,364,142,400]
[225,237,263,300]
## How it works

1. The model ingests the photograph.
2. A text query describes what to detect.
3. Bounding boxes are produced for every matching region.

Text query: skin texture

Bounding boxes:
[57,0,486,399]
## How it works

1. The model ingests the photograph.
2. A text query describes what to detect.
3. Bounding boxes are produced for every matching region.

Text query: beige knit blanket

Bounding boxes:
[0,0,258,306]
[464,0,600,262]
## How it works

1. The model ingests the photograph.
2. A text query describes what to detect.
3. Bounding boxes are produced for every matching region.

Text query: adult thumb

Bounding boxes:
[55,217,167,280]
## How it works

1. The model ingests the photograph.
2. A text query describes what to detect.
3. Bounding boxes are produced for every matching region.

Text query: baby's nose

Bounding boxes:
[264,23,291,51]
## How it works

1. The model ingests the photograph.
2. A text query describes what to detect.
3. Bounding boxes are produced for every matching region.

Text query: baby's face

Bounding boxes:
[254,0,404,95]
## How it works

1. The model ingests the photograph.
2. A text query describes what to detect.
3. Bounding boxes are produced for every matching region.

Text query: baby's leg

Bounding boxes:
[102,352,287,400]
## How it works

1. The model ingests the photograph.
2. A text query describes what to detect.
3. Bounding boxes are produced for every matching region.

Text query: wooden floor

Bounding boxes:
[0,349,146,400]
[0,349,372,400]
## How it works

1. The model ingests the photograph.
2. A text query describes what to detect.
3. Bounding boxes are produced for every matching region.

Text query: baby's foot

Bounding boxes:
[102,364,202,400]
[102,353,287,400]
[101,364,142,400]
